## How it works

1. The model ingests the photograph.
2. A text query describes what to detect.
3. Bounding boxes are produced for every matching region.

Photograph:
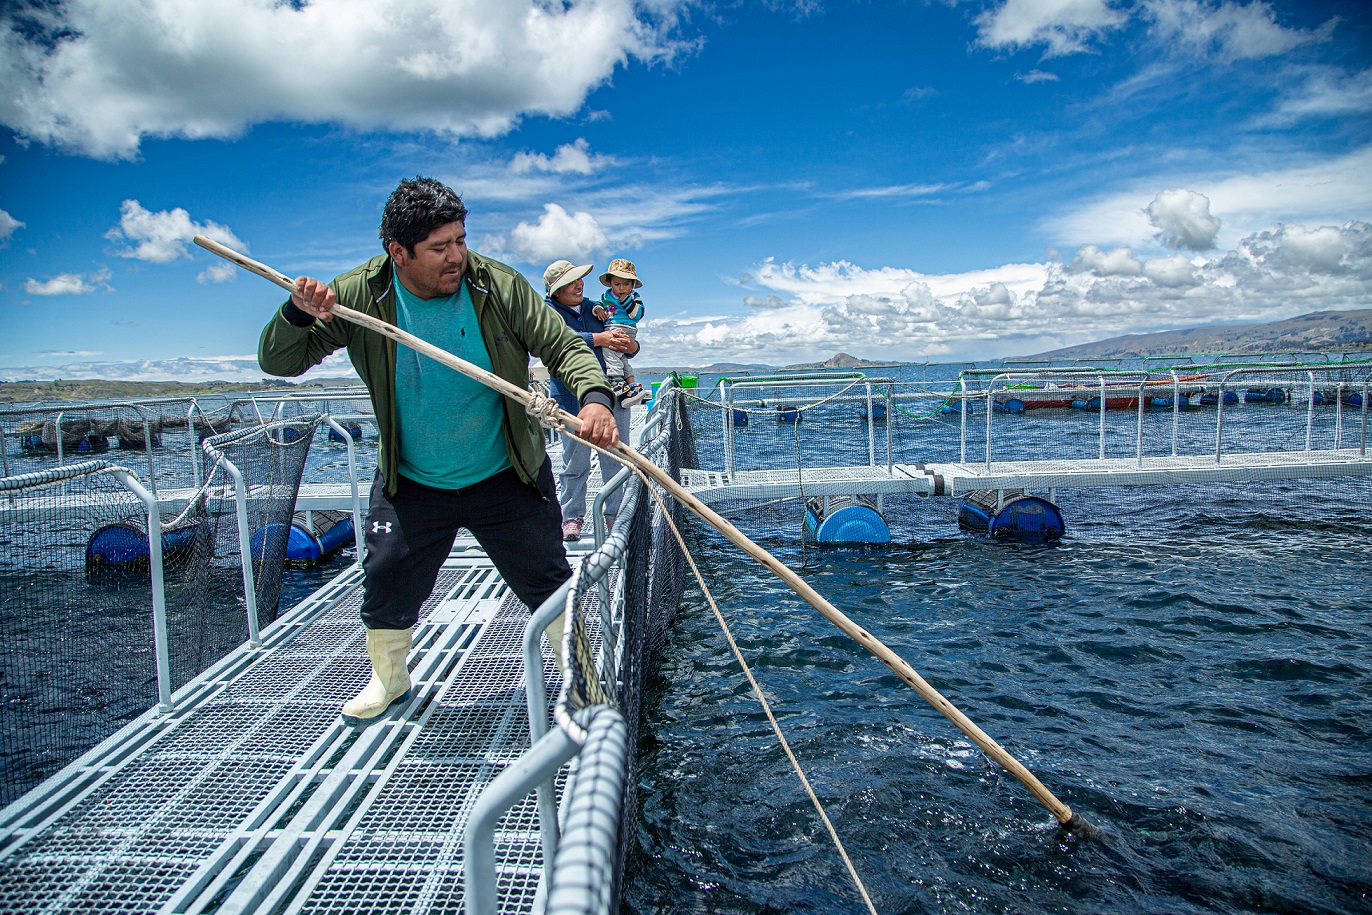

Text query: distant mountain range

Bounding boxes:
[5,311,1368,390]
[1022,309,1372,360]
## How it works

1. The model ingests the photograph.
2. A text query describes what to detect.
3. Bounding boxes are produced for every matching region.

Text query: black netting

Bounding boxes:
[0,415,320,808]
[606,389,691,907]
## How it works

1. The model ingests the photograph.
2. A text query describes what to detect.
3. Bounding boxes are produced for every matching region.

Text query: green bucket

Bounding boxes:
[678,373,698,389]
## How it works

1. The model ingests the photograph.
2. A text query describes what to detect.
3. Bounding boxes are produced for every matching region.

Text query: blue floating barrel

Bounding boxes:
[71,433,109,454]
[1149,396,1174,409]
[328,422,363,443]
[1070,399,1090,411]
[803,496,890,545]
[995,398,1026,415]
[86,513,205,582]
[941,400,973,415]
[1200,391,1239,406]
[251,511,355,564]
[733,409,749,426]
[958,490,1064,543]
[861,404,888,420]
[776,405,801,424]
[1342,392,1365,408]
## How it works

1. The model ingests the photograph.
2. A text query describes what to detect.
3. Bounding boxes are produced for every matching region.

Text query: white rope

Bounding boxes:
[580,429,879,915]
[524,389,563,429]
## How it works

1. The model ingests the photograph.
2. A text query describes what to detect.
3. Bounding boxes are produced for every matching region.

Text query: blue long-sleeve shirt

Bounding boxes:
[545,295,637,413]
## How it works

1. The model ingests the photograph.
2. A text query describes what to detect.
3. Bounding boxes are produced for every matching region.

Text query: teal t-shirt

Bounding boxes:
[392,270,511,489]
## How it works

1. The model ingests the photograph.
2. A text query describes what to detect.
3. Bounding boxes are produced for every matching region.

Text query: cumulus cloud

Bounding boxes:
[1071,244,1143,276]
[648,221,1372,364]
[105,200,246,263]
[509,138,610,176]
[974,0,1127,57]
[1046,146,1372,251]
[506,203,610,263]
[1142,252,1199,286]
[24,267,112,296]
[1147,189,1222,251]
[0,0,687,159]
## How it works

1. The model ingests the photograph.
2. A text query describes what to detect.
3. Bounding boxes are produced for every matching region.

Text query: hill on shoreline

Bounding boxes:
[1022,309,1372,360]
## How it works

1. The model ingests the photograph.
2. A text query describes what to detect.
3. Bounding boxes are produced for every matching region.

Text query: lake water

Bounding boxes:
[3,371,1370,914]
[625,368,1372,915]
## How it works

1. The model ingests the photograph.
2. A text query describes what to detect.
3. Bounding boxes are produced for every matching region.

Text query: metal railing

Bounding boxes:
[464,382,678,915]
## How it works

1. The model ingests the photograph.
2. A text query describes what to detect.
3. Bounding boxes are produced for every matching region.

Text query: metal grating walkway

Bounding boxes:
[0,540,602,915]
[676,449,1372,504]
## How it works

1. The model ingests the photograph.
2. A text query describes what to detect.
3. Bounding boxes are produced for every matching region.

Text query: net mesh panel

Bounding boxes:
[588,389,691,909]
[192,416,322,635]
[0,414,320,809]
[0,462,159,807]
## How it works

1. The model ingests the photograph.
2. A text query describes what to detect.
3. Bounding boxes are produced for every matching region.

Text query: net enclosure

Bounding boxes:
[0,416,321,807]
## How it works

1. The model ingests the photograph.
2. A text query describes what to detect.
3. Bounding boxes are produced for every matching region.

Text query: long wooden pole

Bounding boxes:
[196,234,1091,831]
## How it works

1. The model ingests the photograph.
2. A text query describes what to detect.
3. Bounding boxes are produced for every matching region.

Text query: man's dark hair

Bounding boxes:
[379,177,468,254]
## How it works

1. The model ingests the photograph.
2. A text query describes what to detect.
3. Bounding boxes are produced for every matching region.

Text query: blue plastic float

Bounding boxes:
[250,510,355,564]
[803,496,890,545]
[86,513,206,581]
[958,490,1064,543]
[328,422,363,442]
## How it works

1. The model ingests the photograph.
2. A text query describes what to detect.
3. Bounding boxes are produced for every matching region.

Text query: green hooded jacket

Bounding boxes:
[258,251,613,495]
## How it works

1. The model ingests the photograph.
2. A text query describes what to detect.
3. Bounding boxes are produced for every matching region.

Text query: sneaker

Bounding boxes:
[561,518,583,541]
[619,383,650,408]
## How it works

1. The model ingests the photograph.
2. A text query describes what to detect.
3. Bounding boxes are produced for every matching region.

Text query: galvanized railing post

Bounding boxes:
[205,447,262,647]
[110,468,174,713]
[324,415,365,565]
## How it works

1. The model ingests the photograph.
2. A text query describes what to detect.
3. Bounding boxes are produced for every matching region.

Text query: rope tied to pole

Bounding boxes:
[524,389,563,429]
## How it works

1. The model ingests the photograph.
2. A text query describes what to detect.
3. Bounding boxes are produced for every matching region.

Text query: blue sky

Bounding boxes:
[2,0,1370,380]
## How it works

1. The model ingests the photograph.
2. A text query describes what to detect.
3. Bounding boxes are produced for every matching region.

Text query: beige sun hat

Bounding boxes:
[543,260,593,295]
[597,258,642,288]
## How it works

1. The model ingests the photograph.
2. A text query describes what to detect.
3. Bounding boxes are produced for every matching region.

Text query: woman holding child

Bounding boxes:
[542,259,645,541]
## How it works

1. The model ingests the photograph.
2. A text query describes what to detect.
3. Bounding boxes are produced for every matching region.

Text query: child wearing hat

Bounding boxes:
[594,258,648,408]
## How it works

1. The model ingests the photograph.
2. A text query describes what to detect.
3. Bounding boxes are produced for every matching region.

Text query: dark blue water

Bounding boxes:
[625,371,1372,915]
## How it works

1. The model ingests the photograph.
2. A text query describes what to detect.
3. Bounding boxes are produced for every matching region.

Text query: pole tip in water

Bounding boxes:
[1061,811,1104,841]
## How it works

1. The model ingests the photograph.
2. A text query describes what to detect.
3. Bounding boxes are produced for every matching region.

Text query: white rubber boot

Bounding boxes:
[543,612,566,674]
[341,627,413,724]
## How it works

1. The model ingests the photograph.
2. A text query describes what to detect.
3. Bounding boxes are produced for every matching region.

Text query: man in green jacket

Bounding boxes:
[259,176,617,725]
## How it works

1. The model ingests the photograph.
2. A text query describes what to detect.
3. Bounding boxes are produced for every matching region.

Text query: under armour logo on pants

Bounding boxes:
[372,521,392,534]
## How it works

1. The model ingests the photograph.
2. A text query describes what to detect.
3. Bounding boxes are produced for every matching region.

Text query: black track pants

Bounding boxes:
[358,460,571,630]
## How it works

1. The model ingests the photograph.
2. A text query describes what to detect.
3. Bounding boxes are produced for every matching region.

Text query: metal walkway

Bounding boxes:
[0,539,602,915]
[677,449,1372,504]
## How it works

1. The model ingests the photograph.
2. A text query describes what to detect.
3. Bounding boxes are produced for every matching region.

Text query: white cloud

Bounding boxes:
[105,200,246,263]
[1071,244,1143,276]
[1044,145,1372,252]
[1142,252,1199,286]
[196,262,237,285]
[0,208,23,242]
[1142,0,1334,62]
[1015,69,1061,83]
[506,203,610,264]
[509,138,609,176]
[24,267,112,296]
[1147,189,1222,251]
[648,221,1372,364]
[973,0,1332,62]
[0,0,687,160]
[1260,67,1372,126]
[974,0,1128,57]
